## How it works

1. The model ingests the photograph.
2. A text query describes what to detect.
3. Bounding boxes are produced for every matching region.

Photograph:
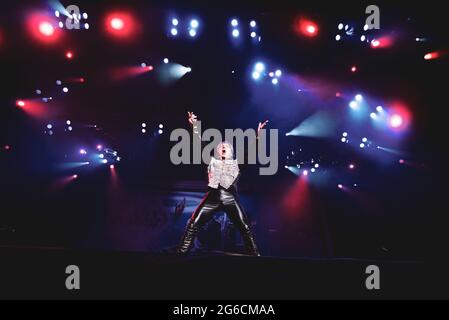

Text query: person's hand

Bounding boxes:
[188,111,198,125]
[257,120,269,135]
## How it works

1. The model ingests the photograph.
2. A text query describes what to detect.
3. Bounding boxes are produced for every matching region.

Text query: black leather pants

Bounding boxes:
[177,188,260,256]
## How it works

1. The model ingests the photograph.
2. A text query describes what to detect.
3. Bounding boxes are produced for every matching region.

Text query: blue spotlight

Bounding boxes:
[189,29,197,37]
[370,112,377,119]
[231,19,238,27]
[190,19,199,28]
[275,69,282,77]
[252,71,261,80]
[172,18,179,26]
[355,94,363,101]
[342,132,348,137]
[360,143,365,148]
[349,101,358,109]
[250,31,256,38]
[254,62,265,72]
[336,34,341,41]
[376,106,383,112]
[232,29,240,37]
[341,137,347,143]
[362,137,368,143]
[171,28,178,36]
[272,78,279,85]
[250,20,256,28]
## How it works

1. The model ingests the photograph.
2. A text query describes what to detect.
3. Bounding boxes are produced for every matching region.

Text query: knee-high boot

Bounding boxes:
[177,221,199,254]
[241,227,260,256]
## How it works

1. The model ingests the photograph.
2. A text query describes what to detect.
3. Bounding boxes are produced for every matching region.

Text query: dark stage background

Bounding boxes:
[0,0,448,262]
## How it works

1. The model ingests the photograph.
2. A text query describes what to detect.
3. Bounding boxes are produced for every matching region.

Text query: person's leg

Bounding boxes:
[221,190,260,256]
[177,191,221,254]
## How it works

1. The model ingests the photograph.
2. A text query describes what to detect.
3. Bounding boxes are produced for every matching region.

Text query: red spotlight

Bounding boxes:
[104,11,139,40]
[335,92,341,97]
[147,65,154,71]
[388,102,412,131]
[16,100,25,107]
[351,65,357,73]
[109,164,115,169]
[293,17,319,38]
[424,51,440,60]
[26,12,61,44]
[371,36,393,49]
[65,51,74,59]
[72,174,78,179]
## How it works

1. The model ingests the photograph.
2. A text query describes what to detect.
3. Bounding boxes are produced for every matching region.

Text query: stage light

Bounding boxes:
[66,120,71,125]
[349,101,358,109]
[362,137,367,143]
[349,164,355,169]
[311,168,316,173]
[79,149,87,155]
[163,58,169,64]
[142,122,147,127]
[371,39,380,47]
[250,32,256,38]
[102,159,108,164]
[338,184,343,189]
[48,130,53,135]
[252,71,261,80]
[55,11,60,18]
[159,124,163,128]
[190,19,199,28]
[97,145,102,150]
[36,89,41,95]
[62,87,68,93]
[171,28,178,36]
[84,23,89,30]
[275,70,282,77]
[370,112,377,119]
[66,51,73,59]
[46,124,53,129]
[158,129,163,134]
[231,19,238,27]
[303,170,309,176]
[116,157,121,161]
[110,164,115,169]
[335,35,341,41]
[376,106,383,112]
[399,159,405,164]
[56,80,62,85]
[16,100,25,107]
[284,165,288,169]
[110,17,124,30]
[314,164,319,168]
[268,72,274,77]
[360,143,365,148]
[389,114,403,128]
[189,29,197,37]
[39,21,55,37]
[58,21,63,28]
[272,78,279,85]
[141,128,146,133]
[83,13,88,19]
[306,25,316,34]
[68,126,73,131]
[351,66,357,72]
[232,29,240,37]
[99,154,104,158]
[342,132,348,137]
[338,23,344,30]
[172,18,179,26]
[341,137,346,143]
[424,52,440,60]
[250,20,256,28]
[355,94,363,101]
[255,62,265,73]
[73,174,78,179]
[361,35,366,41]
[363,24,369,31]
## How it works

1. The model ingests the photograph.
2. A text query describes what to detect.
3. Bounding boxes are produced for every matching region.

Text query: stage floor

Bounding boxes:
[0,246,447,299]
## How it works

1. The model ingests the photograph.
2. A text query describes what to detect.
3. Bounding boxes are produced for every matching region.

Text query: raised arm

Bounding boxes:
[188,111,201,140]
